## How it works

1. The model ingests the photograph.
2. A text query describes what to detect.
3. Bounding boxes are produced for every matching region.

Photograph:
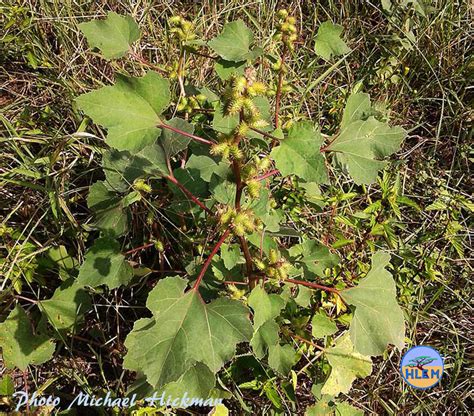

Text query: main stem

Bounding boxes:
[165,175,212,215]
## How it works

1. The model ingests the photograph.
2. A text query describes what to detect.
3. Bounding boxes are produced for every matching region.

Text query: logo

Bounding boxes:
[400,346,443,389]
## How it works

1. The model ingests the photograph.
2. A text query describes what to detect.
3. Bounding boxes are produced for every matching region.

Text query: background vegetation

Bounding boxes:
[0,0,472,414]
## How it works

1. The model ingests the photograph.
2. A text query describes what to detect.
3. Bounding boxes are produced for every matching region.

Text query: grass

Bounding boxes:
[0,0,472,414]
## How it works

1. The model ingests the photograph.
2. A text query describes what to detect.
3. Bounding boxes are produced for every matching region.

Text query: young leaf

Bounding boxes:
[340,252,405,356]
[79,12,140,59]
[215,59,246,80]
[322,334,372,396]
[76,71,170,152]
[250,320,280,359]
[123,276,252,389]
[268,344,298,375]
[340,93,372,129]
[40,279,91,331]
[87,181,128,237]
[0,306,55,370]
[270,121,328,183]
[160,117,194,157]
[248,286,285,330]
[312,312,338,339]
[326,117,406,184]
[289,240,339,276]
[220,243,243,270]
[314,21,351,60]
[208,20,258,62]
[76,237,133,289]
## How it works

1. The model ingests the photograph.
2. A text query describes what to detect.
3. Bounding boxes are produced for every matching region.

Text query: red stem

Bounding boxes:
[193,229,231,290]
[165,175,213,215]
[286,278,339,294]
[249,127,282,142]
[158,123,215,146]
[125,242,155,255]
[255,169,280,182]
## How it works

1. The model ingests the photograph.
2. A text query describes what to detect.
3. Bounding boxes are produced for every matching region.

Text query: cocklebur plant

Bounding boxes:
[0,10,408,413]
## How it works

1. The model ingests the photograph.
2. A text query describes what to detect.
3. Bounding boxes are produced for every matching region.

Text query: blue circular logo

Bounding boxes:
[400,346,443,389]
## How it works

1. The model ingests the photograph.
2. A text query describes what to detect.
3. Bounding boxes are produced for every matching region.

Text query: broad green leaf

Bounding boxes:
[312,312,338,339]
[185,155,219,182]
[314,21,351,60]
[220,243,243,270]
[340,252,405,355]
[294,286,312,307]
[208,20,258,62]
[116,72,170,115]
[79,12,140,59]
[87,181,128,237]
[250,319,280,359]
[76,71,170,152]
[210,179,237,205]
[76,237,133,289]
[212,102,239,134]
[322,334,372,396]
[327,117,406,184]
[41,279,91,331]
[123,276,252,388]
[160,117,194,157]
[248,286,285,330]
[0,306,55,370]
[341,93,372,129]
[215,59,246,80]
[46,245,78,281]
[164,362,215,398]
[268,344,298,375]
[270,121,328,183]
[289,240,339,275]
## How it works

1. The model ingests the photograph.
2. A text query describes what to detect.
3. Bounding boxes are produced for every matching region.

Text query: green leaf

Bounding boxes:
[341,93,372,129]
[160,117,194,157]
[76,237,133,289]
[0,306,55,370]
[102,147,167,192]
[250,320,280,359]
[0,375,14,396]
[305,397,334,416]
[87,181,128,237]
[322,334,372,396]
[270,121,328,183]
[248,286,285,330]
[76,71,170,152]
[294,286,312,308]
[268,344,298,375]
[314,21,351,60]
[245,188,282,232]
[123,276,252,389]
[212,102,239,134]
[164,362,216,398]
[327,117,406,184]
[340,252,405,355]
[40,279,91,331]
[220,243,243,270]
[208,20,258,62]
[312,312,338,339]
[79,12,140,59]
[289,240,339,275]
[185,155,219,182]
[215,59,246,80]
[46,245,78,281]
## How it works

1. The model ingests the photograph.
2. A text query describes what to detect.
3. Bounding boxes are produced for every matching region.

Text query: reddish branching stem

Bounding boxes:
[158,123,214,146]
[193,229,231,290]
[286,278,340,294]
[255,169,280,182]
[125,242,155,255]
[165,175,212,215]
